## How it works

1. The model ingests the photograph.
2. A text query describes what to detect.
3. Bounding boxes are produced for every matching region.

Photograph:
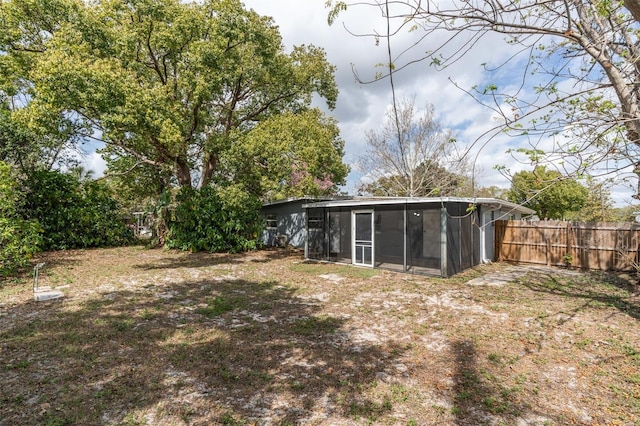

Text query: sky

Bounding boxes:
[239,0,637,206]
[78,0,637,206]
[244,0,508,186]
[242,0,519,193]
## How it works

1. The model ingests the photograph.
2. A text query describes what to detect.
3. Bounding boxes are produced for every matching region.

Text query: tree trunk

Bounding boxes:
[571,0,640,197]
[200,152,217,188]
[625,0,640,22]
[176,158,192,188]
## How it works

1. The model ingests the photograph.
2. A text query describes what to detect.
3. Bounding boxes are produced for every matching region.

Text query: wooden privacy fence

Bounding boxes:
[495,220,640,272]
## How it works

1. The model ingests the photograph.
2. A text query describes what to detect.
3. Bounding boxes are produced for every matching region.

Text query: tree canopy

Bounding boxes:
[360,160,470,197]
[1,0,346,194]
[0,0,352,263]
[508,166,588,219]
[231,108,348,199]
[566,178,616,222]
[0,94,80,174]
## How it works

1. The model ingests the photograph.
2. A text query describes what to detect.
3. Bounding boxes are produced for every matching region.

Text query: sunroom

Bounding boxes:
[302,197,534,277]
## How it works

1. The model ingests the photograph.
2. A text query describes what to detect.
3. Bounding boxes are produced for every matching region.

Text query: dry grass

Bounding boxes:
[1,246,639,425]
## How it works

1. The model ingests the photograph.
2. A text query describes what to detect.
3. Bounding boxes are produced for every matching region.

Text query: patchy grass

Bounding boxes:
[0,247,639,425]
[195,296,236,318]
[290,261,379,279]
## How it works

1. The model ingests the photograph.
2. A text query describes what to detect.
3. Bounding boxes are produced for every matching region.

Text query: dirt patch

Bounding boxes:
[0,247,639,425]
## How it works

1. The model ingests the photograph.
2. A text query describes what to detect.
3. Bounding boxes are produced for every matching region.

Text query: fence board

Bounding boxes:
[495,220,640,272]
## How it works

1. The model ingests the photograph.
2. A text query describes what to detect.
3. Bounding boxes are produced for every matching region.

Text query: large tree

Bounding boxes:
[231,108,348,200]
[0,94,81,174]
[0,0,344,193]
[328,0,640,198]
[508,165,588,219]
[566,178,616,221]
[360,160,470,196]
[358,97,468,197]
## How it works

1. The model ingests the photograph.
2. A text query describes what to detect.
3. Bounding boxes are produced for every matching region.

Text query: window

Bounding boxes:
[266,214,277,229]
[308,212,324,229]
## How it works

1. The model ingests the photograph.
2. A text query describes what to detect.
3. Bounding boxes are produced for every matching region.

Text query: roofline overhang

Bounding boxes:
[302,196,535,216]
[262,196,339,207]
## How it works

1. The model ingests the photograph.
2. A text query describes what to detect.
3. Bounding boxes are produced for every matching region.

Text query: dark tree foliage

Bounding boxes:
[166,185,263,253]
[0,108,37,172]
[508,166,589,220]
[0,161,42,277]
[20,170,133,250]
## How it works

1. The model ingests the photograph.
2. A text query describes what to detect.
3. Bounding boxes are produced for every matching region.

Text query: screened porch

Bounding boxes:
[304,199,482,277]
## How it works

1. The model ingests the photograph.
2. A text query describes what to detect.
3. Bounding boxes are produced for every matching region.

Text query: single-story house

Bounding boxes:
[261,196,534,277]
[261,197,336,248]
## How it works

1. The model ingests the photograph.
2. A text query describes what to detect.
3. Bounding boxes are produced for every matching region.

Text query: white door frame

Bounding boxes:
[352,210,374,267]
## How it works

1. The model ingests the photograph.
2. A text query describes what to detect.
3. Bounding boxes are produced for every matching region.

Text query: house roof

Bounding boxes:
[301,196,536,216]
[261,196,340,207]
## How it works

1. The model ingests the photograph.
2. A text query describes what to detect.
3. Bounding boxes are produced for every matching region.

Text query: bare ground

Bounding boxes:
[0,246,639,425]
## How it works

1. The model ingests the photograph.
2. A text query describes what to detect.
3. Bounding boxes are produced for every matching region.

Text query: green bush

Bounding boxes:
[0,162,42,277]
[20,170,132,250]
[0,217,42,277]
[166,185,263,253]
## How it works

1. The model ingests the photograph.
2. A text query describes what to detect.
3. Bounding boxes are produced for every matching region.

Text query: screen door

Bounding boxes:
[353,210,374,266]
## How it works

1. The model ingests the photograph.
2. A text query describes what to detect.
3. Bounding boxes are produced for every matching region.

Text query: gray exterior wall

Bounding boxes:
[261,200,308,249]
[262,197,533,275]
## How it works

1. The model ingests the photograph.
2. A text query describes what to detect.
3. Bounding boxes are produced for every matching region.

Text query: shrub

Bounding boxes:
[0,162,42,276]
[0,217,42,277]
[166,185,263,253]
[20,170,132,250]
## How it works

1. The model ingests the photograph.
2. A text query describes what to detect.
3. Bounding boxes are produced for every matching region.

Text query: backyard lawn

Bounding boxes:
[1,246,639,425]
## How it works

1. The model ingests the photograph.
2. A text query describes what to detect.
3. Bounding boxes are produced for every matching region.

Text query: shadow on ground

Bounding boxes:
[518,270,640,321]
[132,247,302,271]
[0,274,403,425]
[449,339,568,426]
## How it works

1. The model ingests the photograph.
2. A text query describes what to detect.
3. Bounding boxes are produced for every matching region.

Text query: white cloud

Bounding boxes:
[244,0,537,193]
[82,151,107,178]
[54,145,107,178]
[244,0,640,205]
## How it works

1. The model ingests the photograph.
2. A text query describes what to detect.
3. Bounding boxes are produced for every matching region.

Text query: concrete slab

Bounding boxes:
[34,288,64,301]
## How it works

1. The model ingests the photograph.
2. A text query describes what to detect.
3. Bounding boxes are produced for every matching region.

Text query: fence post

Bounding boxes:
[567,221,573,268]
